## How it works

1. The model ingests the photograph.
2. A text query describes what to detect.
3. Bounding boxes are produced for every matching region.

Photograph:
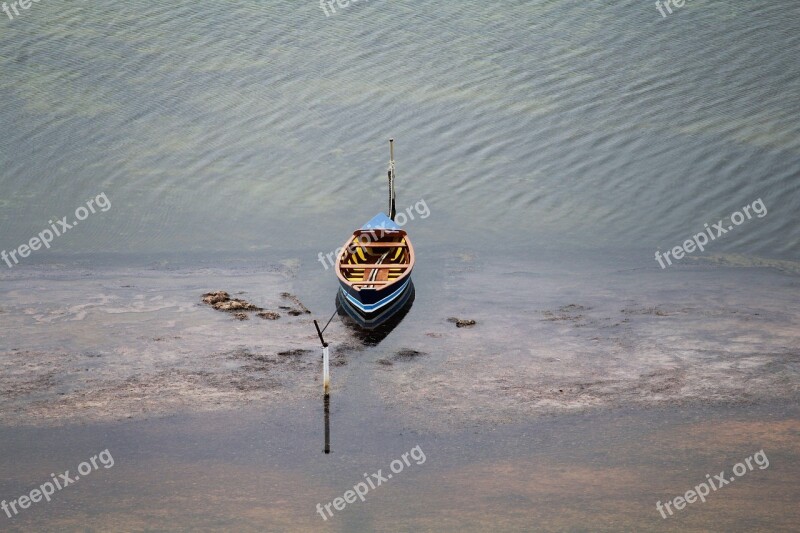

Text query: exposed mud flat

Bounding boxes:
[0,329,367,426]
[369,253,800,432]
[0,264,361,426]
[0,253,798,431]
[373,298,800,431]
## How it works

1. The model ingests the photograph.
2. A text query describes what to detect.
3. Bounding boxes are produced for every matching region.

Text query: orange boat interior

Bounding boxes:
[337,230,413,288]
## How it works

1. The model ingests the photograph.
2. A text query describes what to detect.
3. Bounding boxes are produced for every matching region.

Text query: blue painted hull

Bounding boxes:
[337,272,413,317]
[337,279,415,329]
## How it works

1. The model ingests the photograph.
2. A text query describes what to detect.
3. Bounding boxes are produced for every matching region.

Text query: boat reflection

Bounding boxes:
[336,281,415,346]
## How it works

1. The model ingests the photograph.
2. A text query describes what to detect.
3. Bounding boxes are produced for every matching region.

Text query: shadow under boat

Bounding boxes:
[336,280,415,345]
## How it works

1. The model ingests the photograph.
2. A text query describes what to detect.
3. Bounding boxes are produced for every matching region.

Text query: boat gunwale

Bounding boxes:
[334,228,415,292]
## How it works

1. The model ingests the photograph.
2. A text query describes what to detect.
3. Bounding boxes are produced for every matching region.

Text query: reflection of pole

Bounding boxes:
[323,393,331,454]
[323,346,330,395]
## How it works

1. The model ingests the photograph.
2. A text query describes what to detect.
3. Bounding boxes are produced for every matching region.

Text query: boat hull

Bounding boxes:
[337,273,413,317]
[334,212,416,328]
[337,279,415,329]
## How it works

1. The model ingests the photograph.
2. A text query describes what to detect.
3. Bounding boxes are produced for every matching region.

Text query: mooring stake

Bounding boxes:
[313,319,330,395]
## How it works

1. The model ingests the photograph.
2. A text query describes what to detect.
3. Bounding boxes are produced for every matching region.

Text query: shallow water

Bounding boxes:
[1,1,799,259]
[1,401,798,532]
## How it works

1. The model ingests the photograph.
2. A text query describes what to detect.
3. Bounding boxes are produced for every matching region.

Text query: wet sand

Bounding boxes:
[0,250,797,429]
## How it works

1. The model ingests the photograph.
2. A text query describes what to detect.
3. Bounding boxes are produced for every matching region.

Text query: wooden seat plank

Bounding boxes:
[340,263,409,269]
[350,242,406,248]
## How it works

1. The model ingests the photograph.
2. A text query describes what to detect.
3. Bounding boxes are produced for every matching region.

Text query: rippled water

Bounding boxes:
[1,0,798,260]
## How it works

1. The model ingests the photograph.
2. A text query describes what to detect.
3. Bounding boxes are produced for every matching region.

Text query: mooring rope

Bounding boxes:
[320,297,341,335]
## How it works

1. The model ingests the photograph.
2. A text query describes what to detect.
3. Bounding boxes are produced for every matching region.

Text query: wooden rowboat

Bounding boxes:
[334,140,416,325]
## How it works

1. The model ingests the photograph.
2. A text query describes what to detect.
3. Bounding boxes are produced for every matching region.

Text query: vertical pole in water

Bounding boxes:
[388,138,396,221]
[315,319,331,453]
[323,345,330,395]
[315,320,332,454]
[314,320,330,395]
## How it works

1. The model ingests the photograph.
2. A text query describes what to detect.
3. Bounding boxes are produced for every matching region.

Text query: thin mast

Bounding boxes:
[388,139,396,220]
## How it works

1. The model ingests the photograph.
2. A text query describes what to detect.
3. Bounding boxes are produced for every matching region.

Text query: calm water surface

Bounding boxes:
[0,0,798,258]
[1,401,798,532]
